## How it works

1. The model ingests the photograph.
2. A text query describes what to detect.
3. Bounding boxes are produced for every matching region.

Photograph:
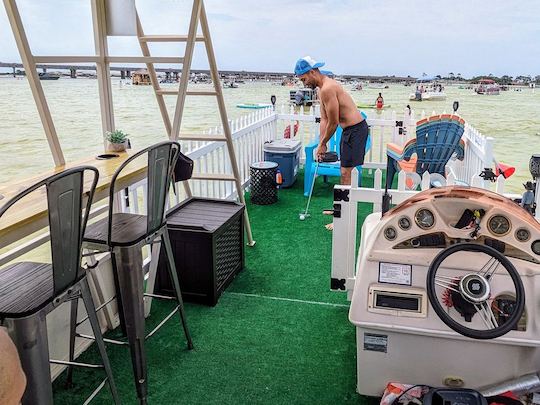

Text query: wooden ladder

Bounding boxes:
[135,0,254,245]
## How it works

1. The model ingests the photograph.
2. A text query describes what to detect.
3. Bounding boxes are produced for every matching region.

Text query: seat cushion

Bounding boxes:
[0,262,53,317]
[84,213,149,247]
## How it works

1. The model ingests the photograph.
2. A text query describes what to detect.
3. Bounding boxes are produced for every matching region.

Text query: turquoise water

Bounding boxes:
[0,77,538,192]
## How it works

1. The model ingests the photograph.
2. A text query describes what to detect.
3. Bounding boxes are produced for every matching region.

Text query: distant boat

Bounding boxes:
[409,78,446,101]
[368,82,386,89]
[223,81,238,88]
[38,72,60,81]
[290,88,317,106]
[475,79,500,95]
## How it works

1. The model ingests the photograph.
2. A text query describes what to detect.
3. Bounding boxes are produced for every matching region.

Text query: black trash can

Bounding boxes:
[250,161,278,205]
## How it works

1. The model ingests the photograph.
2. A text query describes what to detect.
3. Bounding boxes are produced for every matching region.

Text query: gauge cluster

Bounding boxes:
[382,206,540,260]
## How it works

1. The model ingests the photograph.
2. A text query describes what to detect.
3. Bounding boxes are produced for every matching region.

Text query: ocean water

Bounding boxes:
[0,77,539,192]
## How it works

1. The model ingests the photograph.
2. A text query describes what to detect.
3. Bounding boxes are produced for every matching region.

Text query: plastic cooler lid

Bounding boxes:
[263,139,302,153]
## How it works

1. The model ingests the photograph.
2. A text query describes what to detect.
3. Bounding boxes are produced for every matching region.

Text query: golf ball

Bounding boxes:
[299,214,305,221]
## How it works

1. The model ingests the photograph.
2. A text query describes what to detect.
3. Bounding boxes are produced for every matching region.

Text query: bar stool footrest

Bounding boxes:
[145,305,180,339]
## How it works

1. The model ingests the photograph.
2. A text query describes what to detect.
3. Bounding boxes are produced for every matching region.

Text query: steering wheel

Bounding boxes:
[427,243,525,340]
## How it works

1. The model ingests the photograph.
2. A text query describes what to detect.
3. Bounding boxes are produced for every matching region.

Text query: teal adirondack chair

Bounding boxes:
[385,114,466,189]
[304,112,371,196]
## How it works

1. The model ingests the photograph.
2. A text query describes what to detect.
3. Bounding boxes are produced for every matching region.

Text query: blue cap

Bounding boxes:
[294,56,325,76]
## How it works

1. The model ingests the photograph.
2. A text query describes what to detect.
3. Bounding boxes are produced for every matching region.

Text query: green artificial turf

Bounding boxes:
[53,170,378,405]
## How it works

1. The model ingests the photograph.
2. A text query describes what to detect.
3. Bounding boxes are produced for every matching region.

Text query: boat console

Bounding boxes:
[349,186,540,396]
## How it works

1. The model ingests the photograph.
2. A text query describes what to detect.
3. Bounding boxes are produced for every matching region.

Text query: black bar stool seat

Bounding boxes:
[0,262,53,316]
[85,213,147,247]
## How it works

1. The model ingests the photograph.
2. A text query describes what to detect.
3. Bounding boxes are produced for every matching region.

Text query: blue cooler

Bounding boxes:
[263,139,302,188]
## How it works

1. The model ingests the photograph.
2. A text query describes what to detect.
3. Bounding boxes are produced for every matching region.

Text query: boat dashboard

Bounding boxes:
[378,186,540,265]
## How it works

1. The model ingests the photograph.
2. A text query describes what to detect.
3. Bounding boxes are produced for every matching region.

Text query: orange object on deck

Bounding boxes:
[495,162,515,178]
[276,171,283,185]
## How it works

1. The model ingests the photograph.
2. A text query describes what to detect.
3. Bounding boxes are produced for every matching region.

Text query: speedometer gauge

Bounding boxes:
[415,209,435,229]
[488,215,510,236]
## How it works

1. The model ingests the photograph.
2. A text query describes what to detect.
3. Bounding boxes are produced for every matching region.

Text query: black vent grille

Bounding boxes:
[215,217,242,290]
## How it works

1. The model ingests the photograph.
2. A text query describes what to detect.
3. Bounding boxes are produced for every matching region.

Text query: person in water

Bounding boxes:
[375,92,384,109]
[295,56,368,229]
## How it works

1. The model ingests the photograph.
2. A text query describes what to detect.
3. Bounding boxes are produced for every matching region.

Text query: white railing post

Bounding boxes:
[331,185,354,294]
[471,174,484,188]
[484,136,494,171]
[421,172,431,190]
[373,169,383,213]
[495,175,505,194]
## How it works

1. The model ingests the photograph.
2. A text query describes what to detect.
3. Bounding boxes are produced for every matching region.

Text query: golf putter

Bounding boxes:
[300,161,320,220]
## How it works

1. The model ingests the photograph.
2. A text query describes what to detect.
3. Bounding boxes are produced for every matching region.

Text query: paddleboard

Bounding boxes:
[357,103,391,109]
[236,103,272,109]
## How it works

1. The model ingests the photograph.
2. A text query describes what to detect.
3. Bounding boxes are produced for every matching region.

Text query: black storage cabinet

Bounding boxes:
[155,197,245,306]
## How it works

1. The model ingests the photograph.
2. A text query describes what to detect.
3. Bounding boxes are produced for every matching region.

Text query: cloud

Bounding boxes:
[1,0,539,77]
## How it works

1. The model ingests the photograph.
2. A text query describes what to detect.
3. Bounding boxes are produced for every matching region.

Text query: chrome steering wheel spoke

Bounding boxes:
[478,256,500,279]
[474,302,498,330]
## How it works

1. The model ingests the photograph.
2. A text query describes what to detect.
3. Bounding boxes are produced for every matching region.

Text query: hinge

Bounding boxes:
[334,188,349,202]
[395,120,403,127]
[331,278,346,291]
[315,117,321,123]
[333,203,341,218]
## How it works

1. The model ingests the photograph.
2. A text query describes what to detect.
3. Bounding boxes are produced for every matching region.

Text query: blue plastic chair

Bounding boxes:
[385,114,466,189]
[304,111,371,196]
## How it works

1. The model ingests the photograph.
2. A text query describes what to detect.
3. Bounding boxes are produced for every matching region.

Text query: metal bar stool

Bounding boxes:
[0,166,120,405]
[78,141,193,404]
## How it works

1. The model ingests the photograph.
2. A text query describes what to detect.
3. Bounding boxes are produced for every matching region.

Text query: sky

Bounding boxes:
[1,0,539,78]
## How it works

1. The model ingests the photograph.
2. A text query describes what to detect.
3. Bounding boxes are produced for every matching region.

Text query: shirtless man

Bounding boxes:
[294,56,368,186]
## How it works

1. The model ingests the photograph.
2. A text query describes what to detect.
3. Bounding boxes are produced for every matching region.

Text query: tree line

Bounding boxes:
[435,73,540,85]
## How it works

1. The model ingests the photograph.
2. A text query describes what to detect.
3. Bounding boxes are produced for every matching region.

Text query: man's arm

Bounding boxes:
[319,87,339,145]
[319,117,327,144]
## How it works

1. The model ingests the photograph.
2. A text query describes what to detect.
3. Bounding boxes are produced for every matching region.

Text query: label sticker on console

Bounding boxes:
[378,262,412,286]
[364,333,388,353]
